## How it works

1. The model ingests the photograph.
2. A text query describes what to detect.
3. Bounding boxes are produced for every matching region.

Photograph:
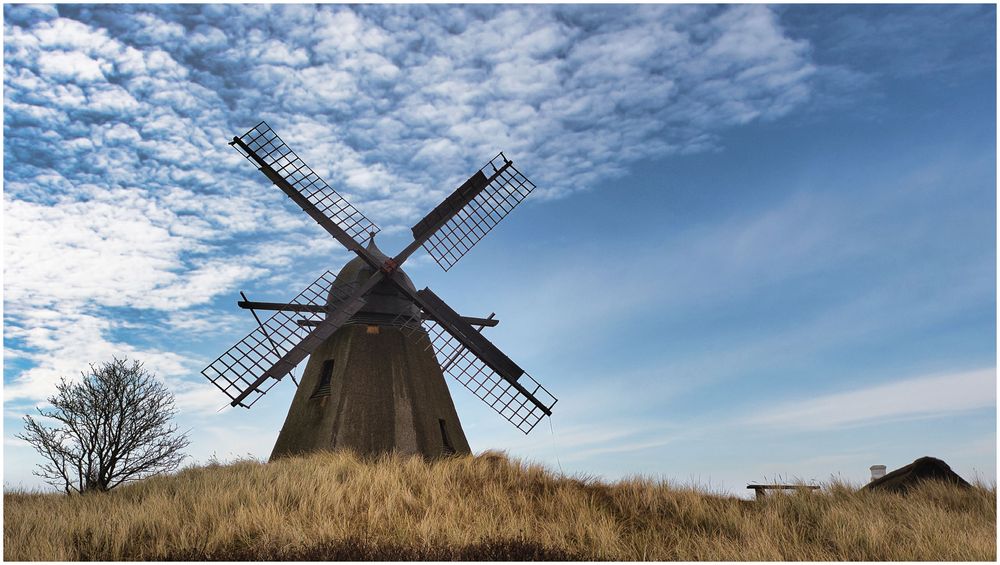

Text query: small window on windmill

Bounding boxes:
[439,419,455,455]
[310,359,335,399]
[366,325,380,335]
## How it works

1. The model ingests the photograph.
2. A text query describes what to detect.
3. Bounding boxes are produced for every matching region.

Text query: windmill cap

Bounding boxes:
[334,237,419,318]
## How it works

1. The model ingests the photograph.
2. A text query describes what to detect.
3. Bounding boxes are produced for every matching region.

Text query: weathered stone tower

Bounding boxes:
[269,238,471,460]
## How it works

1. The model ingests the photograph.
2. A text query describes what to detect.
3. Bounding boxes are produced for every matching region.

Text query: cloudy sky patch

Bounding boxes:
[4,4,995,494]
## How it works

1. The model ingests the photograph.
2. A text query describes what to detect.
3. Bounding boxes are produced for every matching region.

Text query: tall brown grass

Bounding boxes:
[4,450,995,560]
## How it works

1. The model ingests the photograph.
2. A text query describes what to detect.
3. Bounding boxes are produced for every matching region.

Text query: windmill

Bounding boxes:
[201,122,557,460]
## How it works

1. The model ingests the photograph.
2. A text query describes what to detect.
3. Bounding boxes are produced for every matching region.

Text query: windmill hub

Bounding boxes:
[380,258,399,275]
[335,238,420,322]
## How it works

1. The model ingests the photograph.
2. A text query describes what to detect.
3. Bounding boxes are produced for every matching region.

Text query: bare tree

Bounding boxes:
[17,357,190,494]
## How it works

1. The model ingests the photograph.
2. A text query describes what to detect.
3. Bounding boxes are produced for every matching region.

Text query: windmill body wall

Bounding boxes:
[269,323,471,461]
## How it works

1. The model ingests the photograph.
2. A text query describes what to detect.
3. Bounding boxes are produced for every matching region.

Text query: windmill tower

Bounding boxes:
[202,122,557,461]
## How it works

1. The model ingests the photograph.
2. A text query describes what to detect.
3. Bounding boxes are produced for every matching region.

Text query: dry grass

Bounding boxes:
[4,450,995,561]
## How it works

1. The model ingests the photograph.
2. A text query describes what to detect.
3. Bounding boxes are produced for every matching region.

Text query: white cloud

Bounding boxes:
[31,16,109,52]
[744,368,996,431]
[3,310,194,404]
[2,4,822,410]
[171,380,232,415]
[37,50,105,81]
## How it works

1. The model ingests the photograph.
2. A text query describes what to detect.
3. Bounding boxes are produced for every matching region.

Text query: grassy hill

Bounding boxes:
[4,450,995,560]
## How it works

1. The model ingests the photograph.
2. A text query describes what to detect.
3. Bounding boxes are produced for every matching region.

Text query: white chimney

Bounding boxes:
[870,464,886,482]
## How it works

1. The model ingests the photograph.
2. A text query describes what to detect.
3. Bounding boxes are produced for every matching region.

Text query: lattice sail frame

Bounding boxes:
[397,316,557,434]
[233,122,379,243]
[202,270,357,407]
[421,153,535,272]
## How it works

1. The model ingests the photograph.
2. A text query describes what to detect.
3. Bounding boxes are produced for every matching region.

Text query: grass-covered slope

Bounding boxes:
[4,450,995,560]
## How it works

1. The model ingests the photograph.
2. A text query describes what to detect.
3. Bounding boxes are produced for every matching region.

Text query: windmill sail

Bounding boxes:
[396,287,557,433]
[422,319,556,433]
[229,278,376,407]
[231,121,380,257]
[411,153,535,272]
[201,270,356,407]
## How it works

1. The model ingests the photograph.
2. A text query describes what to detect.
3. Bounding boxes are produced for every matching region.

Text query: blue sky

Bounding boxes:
[3,4,996,496]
